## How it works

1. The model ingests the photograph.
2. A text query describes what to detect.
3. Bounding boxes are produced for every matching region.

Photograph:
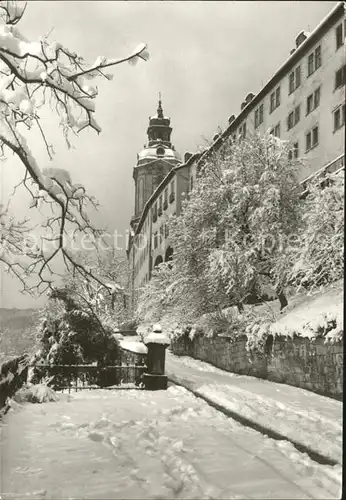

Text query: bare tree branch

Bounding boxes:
[0,0,149,296]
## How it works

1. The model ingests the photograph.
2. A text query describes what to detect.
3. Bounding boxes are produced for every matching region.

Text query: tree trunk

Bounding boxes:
[258,270,289,311]
[236,302,244,313]
[276,288,288,311]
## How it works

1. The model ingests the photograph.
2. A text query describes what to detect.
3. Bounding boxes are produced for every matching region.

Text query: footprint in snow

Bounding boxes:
[88,431,104,442]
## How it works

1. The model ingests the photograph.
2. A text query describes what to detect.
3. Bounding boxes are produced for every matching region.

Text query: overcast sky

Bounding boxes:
[0,1,336,308]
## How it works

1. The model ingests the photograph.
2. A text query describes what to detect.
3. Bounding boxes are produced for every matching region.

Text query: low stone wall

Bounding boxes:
[0,355,29,411]
[174,334,267,378]
[267,336,343,399]
[170,334,343,400]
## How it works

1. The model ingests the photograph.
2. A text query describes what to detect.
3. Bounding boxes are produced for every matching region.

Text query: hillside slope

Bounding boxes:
[0,308,39,363]
[268,280,343,340]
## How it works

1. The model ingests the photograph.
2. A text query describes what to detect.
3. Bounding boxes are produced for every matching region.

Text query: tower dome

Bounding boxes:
[136,95,181,167]
[147,98,172,147]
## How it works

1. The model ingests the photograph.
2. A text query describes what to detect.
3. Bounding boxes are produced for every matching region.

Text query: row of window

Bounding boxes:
[278,128,318,160]
[135,179,176,275]
[152,179,175,222]
[288,98,344,134]
[286,86,320,131]
[273,104,345,158]
[251,57,345,135]
[153,223,169,249]
[274,44,321,107]
[237,102,343,158]
[239,61,345,140]
[151,172,195,225]
[135,218,172,276]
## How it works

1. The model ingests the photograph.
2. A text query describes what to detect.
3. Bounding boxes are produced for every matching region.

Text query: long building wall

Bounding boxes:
[221,4,345,181]
[128,2,345,310]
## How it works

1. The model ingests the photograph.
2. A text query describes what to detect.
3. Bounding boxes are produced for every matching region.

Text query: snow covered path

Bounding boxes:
[166,352,343,465]
[1,386,341,499]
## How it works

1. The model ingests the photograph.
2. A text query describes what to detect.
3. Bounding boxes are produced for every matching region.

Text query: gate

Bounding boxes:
[33,360,147,392]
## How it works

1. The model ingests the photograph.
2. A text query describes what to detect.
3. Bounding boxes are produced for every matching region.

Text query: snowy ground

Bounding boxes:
[166,353,343,465]
[1,386,341,499]
[268,280,343,340]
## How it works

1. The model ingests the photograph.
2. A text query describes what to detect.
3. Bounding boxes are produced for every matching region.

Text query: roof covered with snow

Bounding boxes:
[137,147,181,162]
[119,340,148,354]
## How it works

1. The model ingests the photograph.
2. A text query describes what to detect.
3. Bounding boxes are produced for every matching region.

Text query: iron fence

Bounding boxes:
[33,361,147,392]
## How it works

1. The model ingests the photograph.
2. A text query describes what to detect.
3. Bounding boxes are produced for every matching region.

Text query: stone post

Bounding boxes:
[143,324,170,390]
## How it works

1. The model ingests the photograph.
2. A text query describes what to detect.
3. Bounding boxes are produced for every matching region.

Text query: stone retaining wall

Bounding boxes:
[171,334,343,400]
[267,335,343,399]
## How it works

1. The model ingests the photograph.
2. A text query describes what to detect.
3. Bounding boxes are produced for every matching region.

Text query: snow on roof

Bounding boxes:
[144,332,170,345]
[119,340,148,355]
[112,333,124,341]
[137,147,181,160]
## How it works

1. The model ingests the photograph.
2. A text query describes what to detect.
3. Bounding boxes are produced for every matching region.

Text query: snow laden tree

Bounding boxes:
[33,246,131,368]
[63,246,132,330]
[167,133,303,318]
[135,260,194,333]
[288,171,344,291]
[33,283,122,388]
[0,1,149,295]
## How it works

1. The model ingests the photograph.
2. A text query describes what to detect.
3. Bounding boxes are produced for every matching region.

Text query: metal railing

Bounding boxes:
[33,361,147,392]
[298,154,345,198]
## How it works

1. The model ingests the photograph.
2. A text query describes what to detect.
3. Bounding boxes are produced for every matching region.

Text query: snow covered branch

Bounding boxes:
[0,0,149,295]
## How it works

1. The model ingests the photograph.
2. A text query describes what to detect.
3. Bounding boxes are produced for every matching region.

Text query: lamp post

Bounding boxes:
[143,324,170,390]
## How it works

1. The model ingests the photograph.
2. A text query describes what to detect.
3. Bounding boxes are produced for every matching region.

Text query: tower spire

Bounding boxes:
[157,92,163,118]
[146,94,172,147]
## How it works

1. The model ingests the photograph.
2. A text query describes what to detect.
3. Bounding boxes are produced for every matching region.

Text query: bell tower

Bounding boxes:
[130,95,181,230]
[147,94,172,147]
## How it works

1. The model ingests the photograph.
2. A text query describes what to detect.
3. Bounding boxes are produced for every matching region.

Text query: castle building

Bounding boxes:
[127,1,345,310]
